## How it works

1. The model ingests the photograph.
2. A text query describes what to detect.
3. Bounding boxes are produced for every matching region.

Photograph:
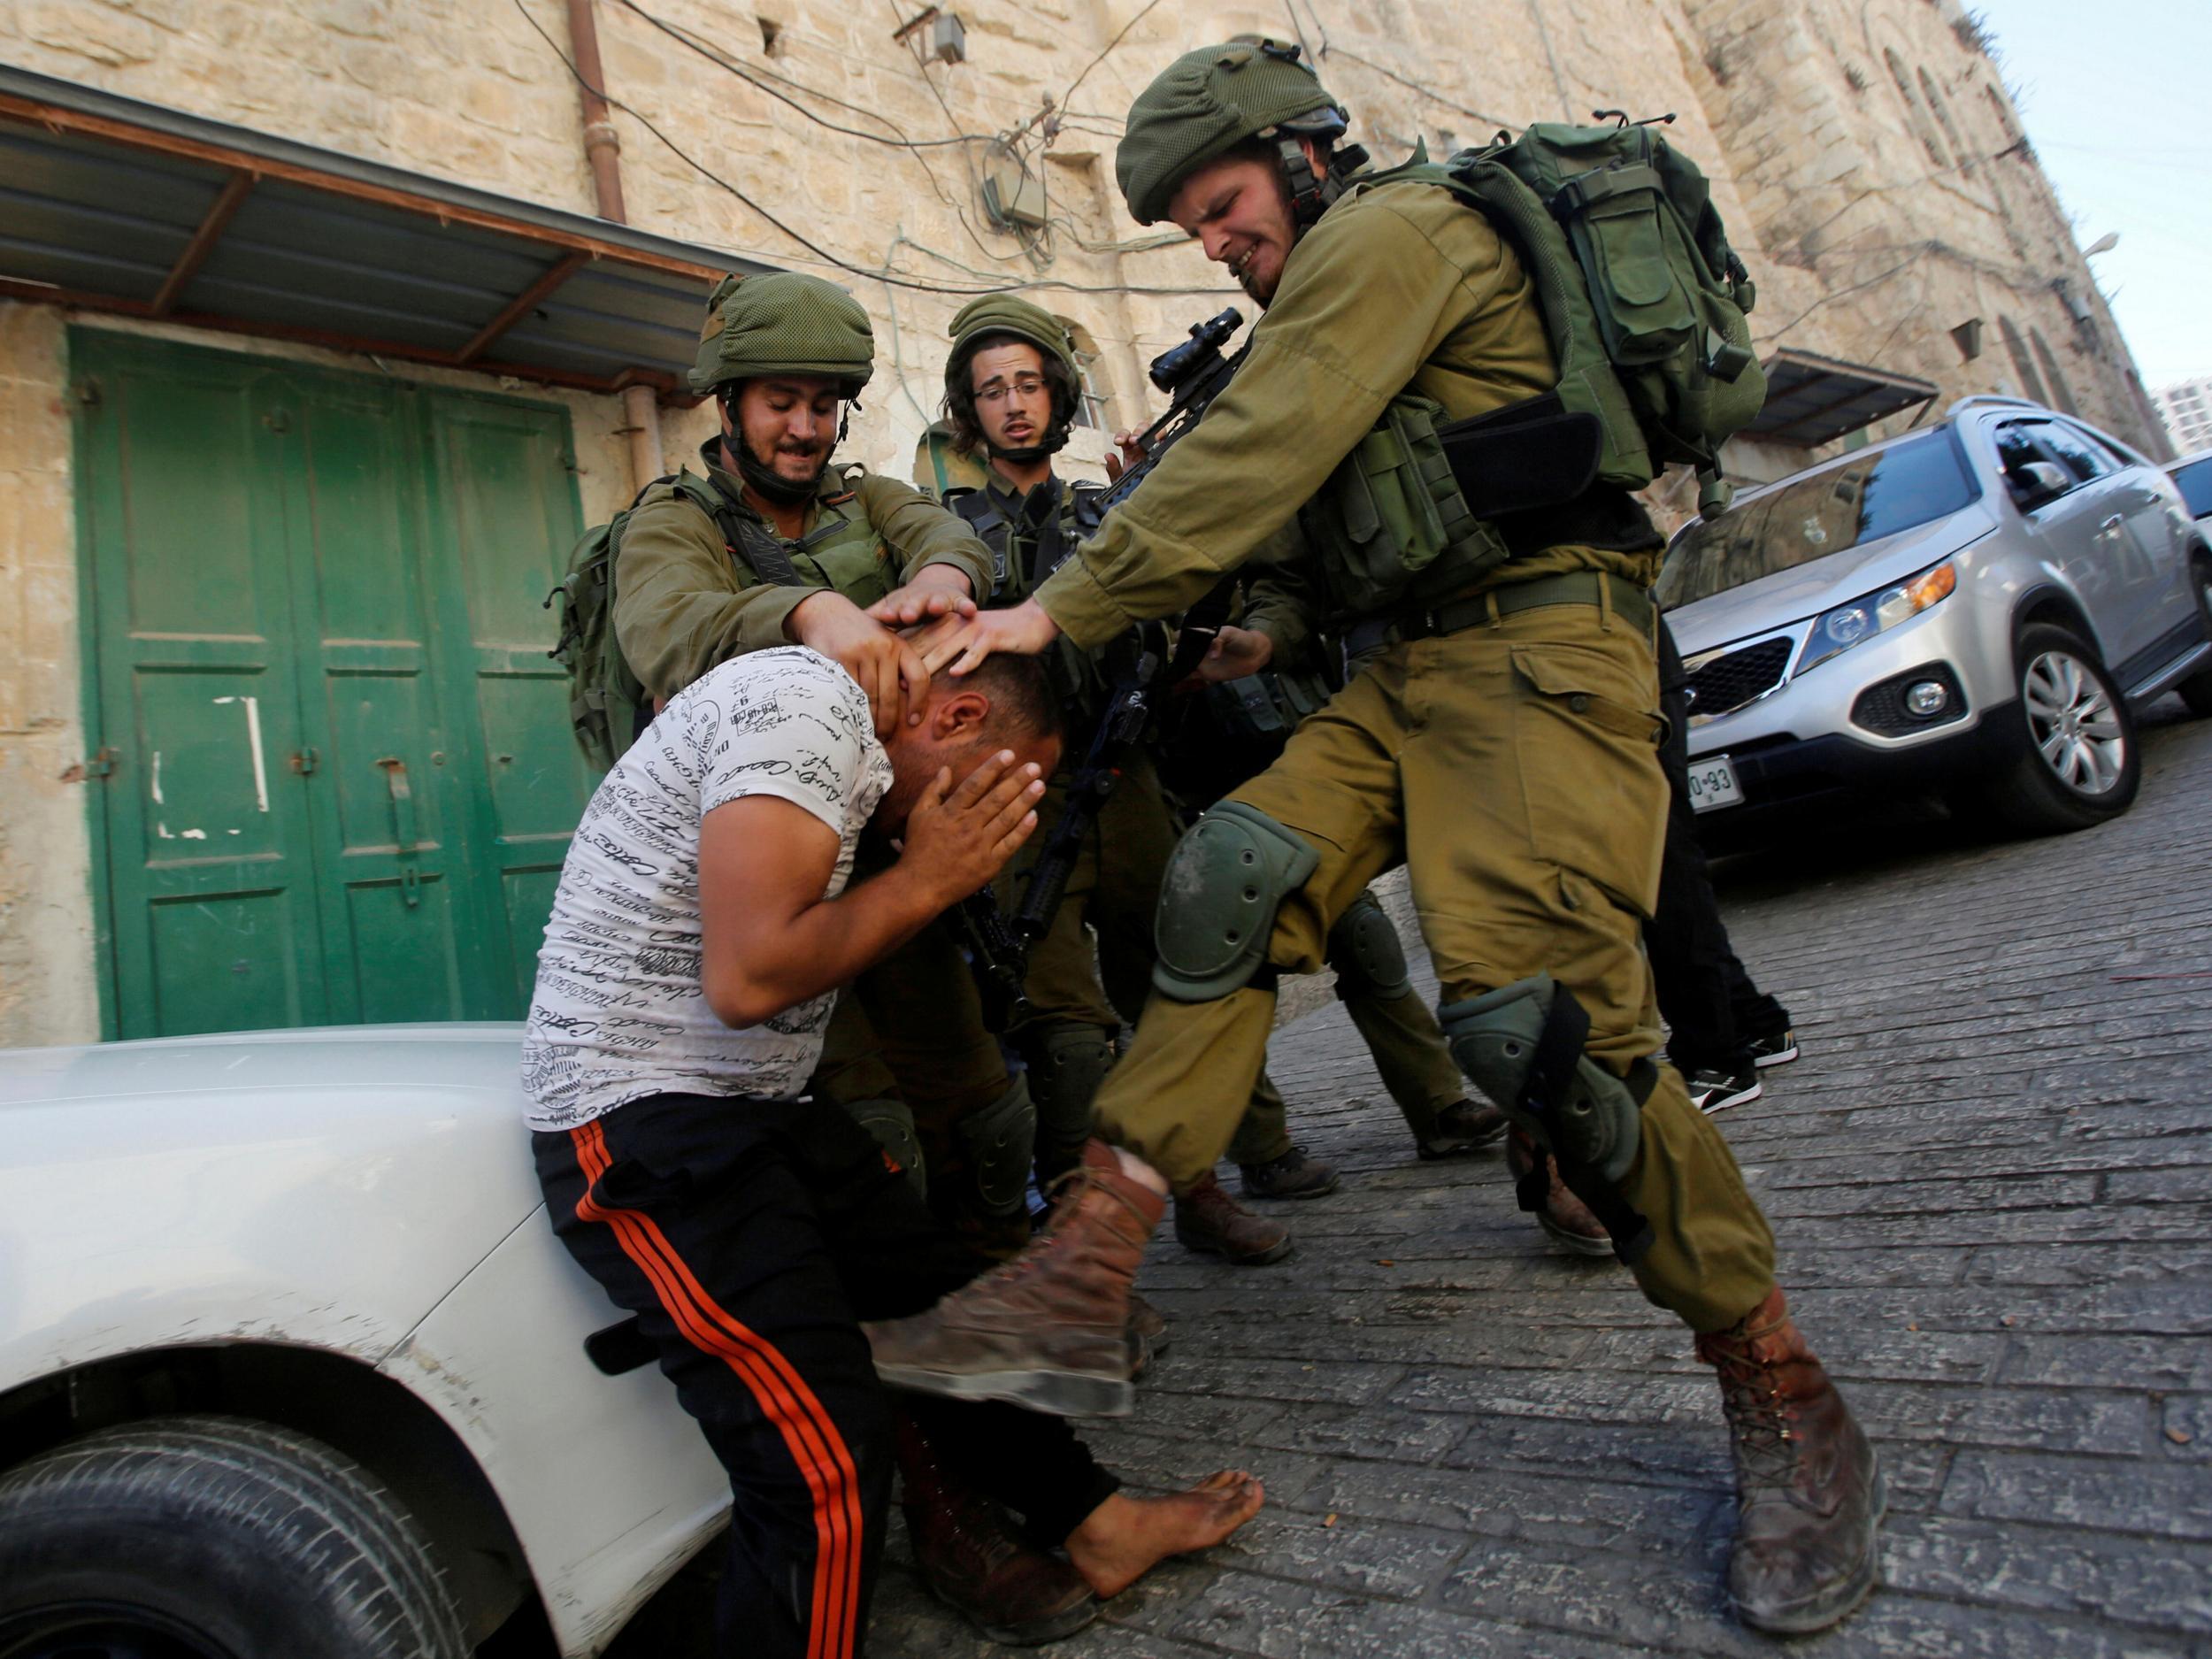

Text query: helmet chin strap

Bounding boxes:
[1274,134,1369,229]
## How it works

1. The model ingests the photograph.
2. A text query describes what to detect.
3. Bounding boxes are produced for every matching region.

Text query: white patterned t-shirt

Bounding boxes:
[520,648,894,1132]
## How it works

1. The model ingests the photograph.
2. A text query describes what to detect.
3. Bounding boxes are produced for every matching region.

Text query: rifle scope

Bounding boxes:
[1148,308,1243,395]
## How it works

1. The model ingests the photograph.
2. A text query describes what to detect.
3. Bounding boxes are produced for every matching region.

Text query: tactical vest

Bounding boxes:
[653,463,894,610]
[948,477,1114,718]
[947,478,1108,605]
[1297,127,1762,618]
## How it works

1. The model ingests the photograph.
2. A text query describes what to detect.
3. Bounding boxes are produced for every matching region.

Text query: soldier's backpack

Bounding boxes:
[1413,117,1765,512]
[545,473,737,772]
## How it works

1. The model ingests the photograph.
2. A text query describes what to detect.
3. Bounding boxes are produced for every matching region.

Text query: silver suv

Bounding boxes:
[1657,397,2212,841]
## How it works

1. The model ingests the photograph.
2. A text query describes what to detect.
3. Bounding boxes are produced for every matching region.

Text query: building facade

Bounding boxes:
[2152,375,2212,456]
[0,0,2170,1047]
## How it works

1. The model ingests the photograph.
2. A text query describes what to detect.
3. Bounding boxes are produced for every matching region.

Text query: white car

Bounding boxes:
[0,1024,724,1659]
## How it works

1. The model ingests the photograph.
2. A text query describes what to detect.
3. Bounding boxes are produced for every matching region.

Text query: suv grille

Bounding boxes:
[1686,637,1793,718]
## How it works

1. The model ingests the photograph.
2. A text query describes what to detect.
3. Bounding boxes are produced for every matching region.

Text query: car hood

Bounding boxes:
[0,1024,549,1386]
[1667,503,1996,657]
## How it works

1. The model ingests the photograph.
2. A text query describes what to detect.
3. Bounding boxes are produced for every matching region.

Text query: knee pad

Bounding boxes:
[1326,889,1413,1002]
[1437,974,1643,1185]
[954,1076,1038,1217]
[1027,1022,1115,1142]
[1151,802,1320,1002]
[846,1097,926,1200]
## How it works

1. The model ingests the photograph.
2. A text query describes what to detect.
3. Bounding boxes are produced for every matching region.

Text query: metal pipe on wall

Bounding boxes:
[564,0,665,487]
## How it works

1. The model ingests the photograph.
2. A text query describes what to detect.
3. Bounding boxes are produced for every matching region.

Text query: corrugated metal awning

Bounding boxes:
[1746,348,1940,447]
[0,65,772,401]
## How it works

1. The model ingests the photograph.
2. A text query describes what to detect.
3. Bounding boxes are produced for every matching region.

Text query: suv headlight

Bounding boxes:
[1798,561,1957,673]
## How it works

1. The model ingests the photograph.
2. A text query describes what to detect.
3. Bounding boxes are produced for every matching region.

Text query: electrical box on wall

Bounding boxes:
[982,172,1048,229]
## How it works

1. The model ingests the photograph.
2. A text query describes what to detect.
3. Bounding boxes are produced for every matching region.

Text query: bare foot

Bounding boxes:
[1064,1471,1264,1599]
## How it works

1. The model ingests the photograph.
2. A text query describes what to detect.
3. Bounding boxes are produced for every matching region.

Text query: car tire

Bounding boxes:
[0,1414,467,1659]
[1978,623,2140,833]
[2176,557,2212,718]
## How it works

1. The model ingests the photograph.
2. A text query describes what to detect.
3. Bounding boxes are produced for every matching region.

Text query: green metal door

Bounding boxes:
[73,331,592,1037]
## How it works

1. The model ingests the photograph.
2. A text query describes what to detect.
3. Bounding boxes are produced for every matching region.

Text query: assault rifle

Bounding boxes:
[961,306,1249,1031]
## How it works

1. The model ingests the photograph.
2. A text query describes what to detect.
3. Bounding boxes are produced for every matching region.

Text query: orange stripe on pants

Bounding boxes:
[571,1120,865,1659]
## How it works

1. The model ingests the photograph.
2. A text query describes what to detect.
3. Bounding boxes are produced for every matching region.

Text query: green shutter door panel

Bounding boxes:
[281,374,472,1025]
[419,390,592,1014]
[75,331,590,1037]
[74,334,329,1037]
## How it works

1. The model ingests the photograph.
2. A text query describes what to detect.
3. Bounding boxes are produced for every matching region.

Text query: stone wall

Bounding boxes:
[0,0,2168,1044]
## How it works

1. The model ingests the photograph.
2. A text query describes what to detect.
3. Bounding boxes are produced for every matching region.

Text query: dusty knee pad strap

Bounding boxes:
[1151,802,1320,1002]
[847,1097,926,1198]
[954,1076,1039,1217]
[1326,890,1412,1002]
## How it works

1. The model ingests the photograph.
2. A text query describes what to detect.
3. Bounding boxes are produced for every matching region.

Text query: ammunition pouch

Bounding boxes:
[847,1097,926,1201]
[1152,802,1320,1002]
[955,1076,1039,1217]
[1326,890,1412,1002]
[1302,394,1510,616]
[1438,973,1656,1263]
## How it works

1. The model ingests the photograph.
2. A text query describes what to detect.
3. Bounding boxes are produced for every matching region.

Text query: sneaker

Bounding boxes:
[1416,1098,1509,1160]
[1743,1027,1800,1069]
[1238,1144,1340,1200]
[1686,1065,1763,1116]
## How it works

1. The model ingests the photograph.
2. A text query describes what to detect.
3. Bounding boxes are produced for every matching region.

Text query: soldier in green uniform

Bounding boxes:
[925,295,1353,1266]
[611,270,1037,1257]
[870,45,1882,1636]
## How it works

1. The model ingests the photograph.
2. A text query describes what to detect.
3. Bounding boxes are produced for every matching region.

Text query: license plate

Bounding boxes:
[1686,754,1743,813]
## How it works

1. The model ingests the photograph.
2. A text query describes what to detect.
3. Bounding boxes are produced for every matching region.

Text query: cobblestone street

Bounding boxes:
[864,698,2212,1658]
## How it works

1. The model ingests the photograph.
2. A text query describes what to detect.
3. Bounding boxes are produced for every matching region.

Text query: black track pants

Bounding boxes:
[1647,622,1790,1072]
[534,1093,1118,1659]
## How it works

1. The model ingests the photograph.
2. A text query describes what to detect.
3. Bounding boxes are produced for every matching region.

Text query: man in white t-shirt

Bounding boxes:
[526,645,1263,1657]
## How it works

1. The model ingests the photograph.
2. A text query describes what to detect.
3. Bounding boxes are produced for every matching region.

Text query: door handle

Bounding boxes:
[375,757,422,907]
[2101,514,2125,534]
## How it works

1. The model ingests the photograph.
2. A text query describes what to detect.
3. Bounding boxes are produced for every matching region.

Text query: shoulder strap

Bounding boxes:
[669,472,807,587]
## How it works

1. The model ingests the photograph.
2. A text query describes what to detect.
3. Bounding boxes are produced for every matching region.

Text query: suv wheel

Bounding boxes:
[0,1415,467,1659]
[2177,558,2212,718]
[1980,623,2140,833]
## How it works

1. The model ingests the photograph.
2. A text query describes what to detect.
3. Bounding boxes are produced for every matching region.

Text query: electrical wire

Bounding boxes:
[1313,40,1518,135]
[1062,0,1169,111]
[511,0,1237,301]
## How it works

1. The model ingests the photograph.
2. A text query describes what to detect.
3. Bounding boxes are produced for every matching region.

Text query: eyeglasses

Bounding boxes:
[973,374,1049,405]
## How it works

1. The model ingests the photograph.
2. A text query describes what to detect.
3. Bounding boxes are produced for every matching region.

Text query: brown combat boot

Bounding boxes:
[1695,1288,1885,1634]
[1414,1098,1509,1159]
[896,1413,1097,1645]
[1174,1171,1293,1265]
[864,1141,1162,1417]
[1505,1129,1613,1257]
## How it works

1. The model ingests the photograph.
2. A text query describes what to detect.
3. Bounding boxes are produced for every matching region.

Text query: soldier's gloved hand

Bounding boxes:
[787,589,931,739]
[915,598,1062,678]
[866,564,977,630]
[895,750,1047,907]
[1191,624,1274,686]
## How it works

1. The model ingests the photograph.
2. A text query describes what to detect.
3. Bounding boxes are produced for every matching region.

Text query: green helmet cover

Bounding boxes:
[689,271,875,398]
[945,295,1079,387]
[1115,39,1347,225]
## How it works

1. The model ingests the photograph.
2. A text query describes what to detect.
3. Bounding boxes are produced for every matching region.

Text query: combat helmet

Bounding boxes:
[942,295,1083,459]
[1115,38,1352,227]
[689,271,874,399]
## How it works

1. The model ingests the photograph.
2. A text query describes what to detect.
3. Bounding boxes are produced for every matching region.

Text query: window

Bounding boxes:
[2030,327,2078,415]
[1056,317,1112,432]
[1886,49,1948,166]
[1657,432,1978,607]
[2171,457,2212,519]
[1918,66,1970,169]
[2038,421,2113,484]
[1998,316,2049,406]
